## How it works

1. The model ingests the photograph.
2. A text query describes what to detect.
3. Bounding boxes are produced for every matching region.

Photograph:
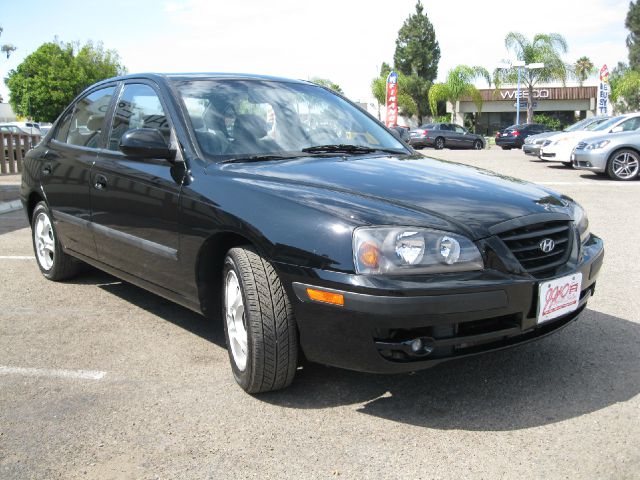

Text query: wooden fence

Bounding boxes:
[1,132,41,174]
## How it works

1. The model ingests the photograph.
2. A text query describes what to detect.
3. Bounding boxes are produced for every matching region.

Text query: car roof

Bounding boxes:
[89,72,314,88]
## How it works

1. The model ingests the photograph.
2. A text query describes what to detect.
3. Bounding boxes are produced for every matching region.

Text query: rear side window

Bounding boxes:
[108,83,170,152]
[65,86,116,148]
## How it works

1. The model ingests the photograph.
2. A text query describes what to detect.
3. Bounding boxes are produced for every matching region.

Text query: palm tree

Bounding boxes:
[494,32,569,123]
[574,56,595,86]
[428,65,491,125]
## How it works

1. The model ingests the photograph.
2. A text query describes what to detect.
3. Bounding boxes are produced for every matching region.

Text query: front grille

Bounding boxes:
[498,221,572,278]
[541,152,556,158]
[576,142,587,150]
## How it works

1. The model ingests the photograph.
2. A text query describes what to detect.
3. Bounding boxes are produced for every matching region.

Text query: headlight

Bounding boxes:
[353,227,483,274]
[553,136,569,145]
[585,140,610,150]
[571,203,590,243]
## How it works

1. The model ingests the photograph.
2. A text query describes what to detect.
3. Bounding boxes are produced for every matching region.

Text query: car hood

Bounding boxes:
[217,154,572,240]
[547,130,609,144]
[579,130,640,146]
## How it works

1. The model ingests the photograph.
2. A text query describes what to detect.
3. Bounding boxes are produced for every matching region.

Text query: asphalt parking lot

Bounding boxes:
[1,147,639,479]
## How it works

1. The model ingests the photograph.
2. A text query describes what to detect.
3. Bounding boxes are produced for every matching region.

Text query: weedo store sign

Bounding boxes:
[385,71,398,127]
[597,65,610,114]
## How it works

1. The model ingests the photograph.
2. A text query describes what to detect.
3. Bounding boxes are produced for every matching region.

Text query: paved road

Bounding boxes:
[1,149,639,479]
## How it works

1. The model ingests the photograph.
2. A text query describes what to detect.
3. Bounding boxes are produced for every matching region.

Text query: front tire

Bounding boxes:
[607,149,640,180]
[31,201,80,281]
[222,247,298,393]
[473,140,483,150]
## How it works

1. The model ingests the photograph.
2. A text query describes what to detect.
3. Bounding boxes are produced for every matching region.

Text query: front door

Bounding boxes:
[90,82,186,291]
[40,85,116,258]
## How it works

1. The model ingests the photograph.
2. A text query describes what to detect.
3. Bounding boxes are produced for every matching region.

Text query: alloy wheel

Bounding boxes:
[611,151,639,180]
[34,212,55,270]
[224,269,248,371]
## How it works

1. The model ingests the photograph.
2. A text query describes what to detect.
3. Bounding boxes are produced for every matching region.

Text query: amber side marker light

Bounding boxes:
[306,288,345,306]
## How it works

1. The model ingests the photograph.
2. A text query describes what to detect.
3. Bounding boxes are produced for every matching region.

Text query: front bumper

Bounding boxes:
[277,235,604,374]
[572,149,608,172]
[540,144,573,162]
[523,144,542,156]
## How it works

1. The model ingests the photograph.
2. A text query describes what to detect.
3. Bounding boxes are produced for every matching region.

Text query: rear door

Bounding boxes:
[90,81,186,291]
[40,85,116,258]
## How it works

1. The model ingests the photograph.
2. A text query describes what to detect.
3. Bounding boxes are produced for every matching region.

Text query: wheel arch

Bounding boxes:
[607,145,640,165]
[195,230,261,320]
[26,191,44,225]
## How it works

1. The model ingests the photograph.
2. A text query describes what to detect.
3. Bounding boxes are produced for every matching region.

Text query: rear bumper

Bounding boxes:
[277,235,604,374]
[496,137,522,148]
[409,136,433,147]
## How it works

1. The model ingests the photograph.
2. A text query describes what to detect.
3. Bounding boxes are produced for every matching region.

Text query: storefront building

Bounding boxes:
[453,85,599,135]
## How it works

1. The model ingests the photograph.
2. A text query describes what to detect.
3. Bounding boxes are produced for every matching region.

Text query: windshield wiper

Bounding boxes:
[221,154,297,164]
[301,144,408,155]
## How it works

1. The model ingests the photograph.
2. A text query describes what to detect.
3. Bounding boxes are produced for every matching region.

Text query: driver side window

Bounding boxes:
[108,83,170,152]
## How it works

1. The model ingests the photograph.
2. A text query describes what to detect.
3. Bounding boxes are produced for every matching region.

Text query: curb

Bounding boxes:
[0,200,22,214]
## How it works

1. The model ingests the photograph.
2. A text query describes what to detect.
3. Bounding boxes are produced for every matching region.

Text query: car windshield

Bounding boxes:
[565,117,602,132]
[592,116,625,132]
[174,79,407,161]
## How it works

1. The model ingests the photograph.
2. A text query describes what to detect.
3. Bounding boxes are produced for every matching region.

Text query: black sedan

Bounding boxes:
[409,122,485,150]
[495,123,551,149]
[21,73,603,393]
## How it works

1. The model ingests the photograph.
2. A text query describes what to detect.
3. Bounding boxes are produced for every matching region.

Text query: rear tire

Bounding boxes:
[222,247,298,393]
[31,201,81,281]
[434,137,445,150]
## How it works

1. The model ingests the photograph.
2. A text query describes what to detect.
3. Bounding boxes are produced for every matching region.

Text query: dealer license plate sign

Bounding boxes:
[537,273,582,324]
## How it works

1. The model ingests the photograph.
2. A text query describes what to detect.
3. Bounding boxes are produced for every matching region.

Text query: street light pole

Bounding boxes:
[512,61,525,125]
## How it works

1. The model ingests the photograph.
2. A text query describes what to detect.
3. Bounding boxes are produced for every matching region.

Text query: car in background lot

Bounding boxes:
[10,121,41,135]
[391,125,410,143]
[495,123,551,150]
[0,124,25,135]
[409,122,485,150]
[540,113,640,165]
[572,130,640,180]
[523,116,610,157]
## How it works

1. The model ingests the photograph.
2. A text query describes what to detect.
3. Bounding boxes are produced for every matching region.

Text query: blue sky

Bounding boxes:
[0,0,630,104]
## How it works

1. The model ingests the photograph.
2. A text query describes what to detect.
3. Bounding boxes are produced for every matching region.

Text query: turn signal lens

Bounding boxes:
[358,242,380,268]
[306,288,344,306]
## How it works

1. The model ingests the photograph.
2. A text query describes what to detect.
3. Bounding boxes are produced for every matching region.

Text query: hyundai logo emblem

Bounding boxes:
[539,238,555,253]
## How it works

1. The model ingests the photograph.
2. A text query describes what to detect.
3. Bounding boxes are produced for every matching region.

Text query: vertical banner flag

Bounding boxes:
[385,71,398,127]
[597,65,610,115]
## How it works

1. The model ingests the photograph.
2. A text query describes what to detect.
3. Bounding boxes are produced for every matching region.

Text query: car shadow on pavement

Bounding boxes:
[261,309,640,431]
[66,266,227,349]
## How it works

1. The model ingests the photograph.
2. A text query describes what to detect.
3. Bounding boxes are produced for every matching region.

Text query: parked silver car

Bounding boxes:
[572,130,640,180]
[523,116,610,157]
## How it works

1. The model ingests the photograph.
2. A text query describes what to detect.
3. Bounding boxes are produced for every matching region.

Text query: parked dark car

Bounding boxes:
[496,123,551,149]
[22,73,604,393]
[391,125,410,143]
[409,122,485,150]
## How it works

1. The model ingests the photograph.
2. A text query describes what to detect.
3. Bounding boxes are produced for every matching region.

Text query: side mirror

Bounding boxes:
[611,126,623,133]
[120,128,175,160]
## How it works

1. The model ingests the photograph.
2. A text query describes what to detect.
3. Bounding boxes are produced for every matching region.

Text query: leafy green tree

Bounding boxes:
[309,77,343,94]
[393,1,440,83]
[610,62,640,112]
[428,65,491,124]
[573,56,595,86]
[0,26,17,59]
[494,32,569,123]
[6,40,125,122]
[626,1,640,69]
